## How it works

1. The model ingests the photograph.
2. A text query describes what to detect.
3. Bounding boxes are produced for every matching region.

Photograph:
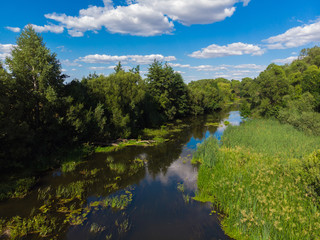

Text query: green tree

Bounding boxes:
[146,60,189,120]
[6,25,65,130]
[114,61,124,73]
[255,64,289,117]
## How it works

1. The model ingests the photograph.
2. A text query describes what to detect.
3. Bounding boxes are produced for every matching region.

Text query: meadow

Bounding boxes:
[194,119,320,239]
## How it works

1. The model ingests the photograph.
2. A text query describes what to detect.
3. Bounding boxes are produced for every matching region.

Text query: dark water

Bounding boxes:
[0,111,242,240]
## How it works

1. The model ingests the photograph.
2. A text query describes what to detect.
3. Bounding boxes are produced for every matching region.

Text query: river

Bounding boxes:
[0,110,242,240]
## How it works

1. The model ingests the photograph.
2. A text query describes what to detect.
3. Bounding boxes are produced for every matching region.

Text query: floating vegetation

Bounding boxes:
[182,194,190,204]
[116,218,131,235]
[80,168,100,177]
[205,122,220,127]
[1,214,59,239]
[64,208,91,226]
[177,183,185,193]
[106,156,114,163]
[90,222,106,233]
[105,190,133,210]
[56,181,85,199]
[11,177,36,198]
[109,162,127,174]
[105,233,113,239]
[61,161,78,173]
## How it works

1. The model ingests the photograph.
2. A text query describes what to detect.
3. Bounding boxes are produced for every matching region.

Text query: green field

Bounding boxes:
[194,119,320,240]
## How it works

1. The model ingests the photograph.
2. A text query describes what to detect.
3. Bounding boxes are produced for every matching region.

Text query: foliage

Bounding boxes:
[195,119,320,240]
[241,46,320,133]
[146,60,189,120]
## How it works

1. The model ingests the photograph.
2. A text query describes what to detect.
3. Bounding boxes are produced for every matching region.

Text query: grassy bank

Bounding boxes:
[194,119,320,239]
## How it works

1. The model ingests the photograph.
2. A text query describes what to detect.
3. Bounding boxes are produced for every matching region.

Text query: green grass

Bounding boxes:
[195,119,320,240]
[222,119,320,159]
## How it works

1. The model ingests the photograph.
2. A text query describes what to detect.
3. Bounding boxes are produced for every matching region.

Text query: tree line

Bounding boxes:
[0,26,237,171]
[239,46,320,135]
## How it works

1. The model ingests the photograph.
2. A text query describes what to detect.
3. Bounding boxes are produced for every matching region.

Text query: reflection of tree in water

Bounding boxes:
[0,109,238,239]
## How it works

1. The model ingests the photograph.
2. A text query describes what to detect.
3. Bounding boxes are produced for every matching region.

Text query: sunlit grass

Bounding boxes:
[195,119,320,240]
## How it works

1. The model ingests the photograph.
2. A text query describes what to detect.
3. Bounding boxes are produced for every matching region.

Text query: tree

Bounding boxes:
[114,61,124,73]
[255,64,289,117]
[146,60,189,120]
[6,25,65,130]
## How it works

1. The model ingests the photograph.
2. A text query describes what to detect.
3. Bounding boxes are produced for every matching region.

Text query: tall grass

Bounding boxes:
[195,119,320,240]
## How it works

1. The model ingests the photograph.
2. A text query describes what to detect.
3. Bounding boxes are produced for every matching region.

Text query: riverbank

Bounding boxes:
[194,119,320,239]
[0,118,192,202]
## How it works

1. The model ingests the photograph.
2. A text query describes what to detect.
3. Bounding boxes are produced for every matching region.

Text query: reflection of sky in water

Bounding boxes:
[147,111,242,191]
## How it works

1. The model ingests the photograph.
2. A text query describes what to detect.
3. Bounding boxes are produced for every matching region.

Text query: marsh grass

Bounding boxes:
[195,119,320,240]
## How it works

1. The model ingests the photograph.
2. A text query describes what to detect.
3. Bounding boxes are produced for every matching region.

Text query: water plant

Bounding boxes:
[177,183,185,193]
[11,177,36,199]
[61,161,78,173]
[109,162,127,174]
[105,191,133,210]
[56,181,85,199]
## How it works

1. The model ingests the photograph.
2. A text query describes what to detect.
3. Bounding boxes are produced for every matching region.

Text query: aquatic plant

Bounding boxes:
[177,183,185,193]
[56,181,85,199]
[105,191,133,210]
[109,162,127,174]
[11,177,36,198]
[61,161,78,173]
[116,218,131,235]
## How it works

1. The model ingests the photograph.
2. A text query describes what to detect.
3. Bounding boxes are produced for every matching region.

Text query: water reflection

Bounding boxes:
[0,110,242,240]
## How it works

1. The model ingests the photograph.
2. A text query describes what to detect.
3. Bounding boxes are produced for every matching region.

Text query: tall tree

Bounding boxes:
[146,60,189,120]
[6,25,65,130]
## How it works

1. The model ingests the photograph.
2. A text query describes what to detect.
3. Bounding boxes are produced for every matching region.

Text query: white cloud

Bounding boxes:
[29,24,64,33]
[233,64,266,70]
[189,42,264,58]
[272,56,298,64]
[168,63,191,68]
[0,43,15,60]
[61,59,82,67]
[43,0,250,37]
[264,20,320,49]
[78,54,176,64]
[6,26,21,33]
[138,0,249,26]
[191,65,228,71]
[45,4,173,37]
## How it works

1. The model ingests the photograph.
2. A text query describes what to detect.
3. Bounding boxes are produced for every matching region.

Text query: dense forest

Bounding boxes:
[0,26,238,172]
[239,46,320,134]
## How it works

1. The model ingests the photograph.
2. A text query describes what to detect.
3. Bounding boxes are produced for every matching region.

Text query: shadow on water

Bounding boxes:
[0,110,242,240]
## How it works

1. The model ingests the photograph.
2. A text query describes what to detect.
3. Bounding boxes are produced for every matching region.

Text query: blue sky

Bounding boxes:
[1,0,320,83]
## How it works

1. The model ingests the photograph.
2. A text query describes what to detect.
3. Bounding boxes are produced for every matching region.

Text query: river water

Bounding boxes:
[0,110,242,240]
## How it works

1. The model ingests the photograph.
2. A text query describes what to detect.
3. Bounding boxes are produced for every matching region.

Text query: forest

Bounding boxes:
[0,26,239,173]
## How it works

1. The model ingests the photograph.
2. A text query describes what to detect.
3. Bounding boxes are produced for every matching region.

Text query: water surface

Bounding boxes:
[0,111,242,240]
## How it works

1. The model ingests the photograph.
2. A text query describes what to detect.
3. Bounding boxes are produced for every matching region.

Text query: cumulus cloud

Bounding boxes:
[78,54,176,64]
[29,24,64,33]
[189,42,265,58]
[61,59,82,67]
[272,56,298,64]
[264,20,320,49]
[0,43,15,60]
[45,4,174,37]
[43,0,250,37]
[138,0,249,26]
[168,63,191,68]
[6,26,21,33]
